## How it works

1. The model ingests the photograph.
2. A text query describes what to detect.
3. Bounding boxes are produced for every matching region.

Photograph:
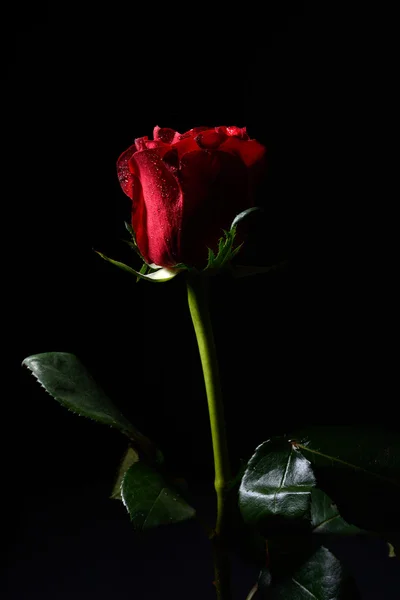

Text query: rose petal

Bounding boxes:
[219,136,266,167]
[171,135,199,158]
[227,126,249,139]
[179,126,209,140]
[162,148,179,172]
[135,136,149,151]
[145,139,169,150]
[216,126,249,139]
[178,150,249,267]
[132,149,183,267]
[117,143,140,200]
[143,139,171,160]
[118,125,266,269]
[153,126,181,144]
[195,129,226,149]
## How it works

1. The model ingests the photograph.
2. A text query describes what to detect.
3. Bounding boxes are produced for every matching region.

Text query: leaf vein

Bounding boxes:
[292,577,319,599]
[296,444,399,486]
[274,448,293,512]
[313,513,340,532]
[142,487,165,529]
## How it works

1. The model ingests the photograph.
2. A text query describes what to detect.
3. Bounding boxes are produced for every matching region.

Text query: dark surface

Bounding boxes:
[4,3,399,598]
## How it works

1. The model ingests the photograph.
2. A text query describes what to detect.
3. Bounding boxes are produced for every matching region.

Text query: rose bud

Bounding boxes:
[117,125,266,269]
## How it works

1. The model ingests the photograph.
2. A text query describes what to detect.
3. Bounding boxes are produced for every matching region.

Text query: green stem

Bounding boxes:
[187,274,231,600]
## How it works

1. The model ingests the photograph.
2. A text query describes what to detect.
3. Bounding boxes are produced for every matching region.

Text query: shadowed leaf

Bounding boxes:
[258,546,360,599]
[239,438,316,533]
[111,447,139,500]
[121,463,196,530]
[311,489,362,535]
[291,426,400,531]
[22,352,160,461]
[231,206,261,229]
[96,252,181,282]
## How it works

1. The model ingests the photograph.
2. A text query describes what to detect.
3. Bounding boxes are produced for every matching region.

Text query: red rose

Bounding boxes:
[117,125,266,268]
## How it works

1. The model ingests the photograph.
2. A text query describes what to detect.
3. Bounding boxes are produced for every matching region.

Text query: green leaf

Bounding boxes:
[170,262,191,270]
[291,426,400,531]
[121,463,196,530]
[23,352,134,433]
[204,226,244,271]
[121,239,137,251]
[387,542,397,558]
[124,221,135,239]
[223,463,268,567]
[96,252,180,282]
[311,489,362,535]
[123,221,149,263]
[111,447,139,500]
[231,206,261,229]
[229,242,243,260]
[258,546,360,599]
[213,229,236,268]
[217,235,225,255]
[218,228,236,264]
[136,261,149,282]
[22,353,159,461]
[291,426,400,480]
[239,438,316,533]
[206,247,215,268]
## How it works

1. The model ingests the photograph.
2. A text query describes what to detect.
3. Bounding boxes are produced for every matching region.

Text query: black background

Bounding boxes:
[4,2,399,598]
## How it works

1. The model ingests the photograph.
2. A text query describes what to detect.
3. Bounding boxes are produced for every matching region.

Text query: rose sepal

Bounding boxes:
[96,251,182,282]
